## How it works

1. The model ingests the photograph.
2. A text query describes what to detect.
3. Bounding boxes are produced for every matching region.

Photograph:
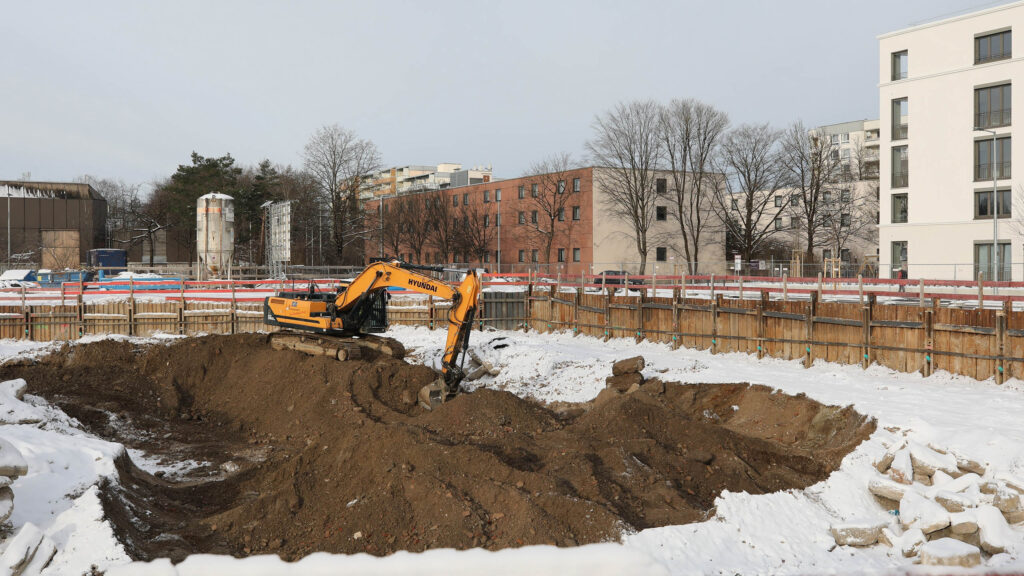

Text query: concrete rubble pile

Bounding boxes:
[465,348,502,381]
[829,434,1024,568]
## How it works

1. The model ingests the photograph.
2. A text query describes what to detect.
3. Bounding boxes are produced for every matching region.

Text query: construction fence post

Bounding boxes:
[805,291,817,369]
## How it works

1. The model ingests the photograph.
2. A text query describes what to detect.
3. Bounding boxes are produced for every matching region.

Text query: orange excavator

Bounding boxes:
[263,260,481,409]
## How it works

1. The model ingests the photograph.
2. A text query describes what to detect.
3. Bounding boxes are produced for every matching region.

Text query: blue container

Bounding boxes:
[88,249,128,270]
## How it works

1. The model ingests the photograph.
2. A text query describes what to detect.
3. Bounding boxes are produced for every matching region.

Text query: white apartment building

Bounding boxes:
[879,2,1022,280]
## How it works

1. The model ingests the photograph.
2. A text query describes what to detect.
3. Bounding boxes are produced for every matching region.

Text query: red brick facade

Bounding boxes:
[365,167,595,275]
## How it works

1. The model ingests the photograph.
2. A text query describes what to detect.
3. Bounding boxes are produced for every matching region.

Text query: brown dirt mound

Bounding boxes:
[0,334,874,561]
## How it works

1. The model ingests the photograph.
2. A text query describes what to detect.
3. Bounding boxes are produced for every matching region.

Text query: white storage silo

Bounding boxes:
[196,193,234,278]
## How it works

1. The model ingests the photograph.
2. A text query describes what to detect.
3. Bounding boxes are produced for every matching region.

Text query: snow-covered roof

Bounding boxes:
[0,182,102,200]
[199,192,233,200]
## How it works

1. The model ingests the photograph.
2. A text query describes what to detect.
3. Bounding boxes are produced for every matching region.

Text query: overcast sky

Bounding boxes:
[0,0,1009,190]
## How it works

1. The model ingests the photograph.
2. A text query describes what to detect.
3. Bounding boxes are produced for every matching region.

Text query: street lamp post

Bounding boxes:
[496,190,501,274]
[976,127,999,284]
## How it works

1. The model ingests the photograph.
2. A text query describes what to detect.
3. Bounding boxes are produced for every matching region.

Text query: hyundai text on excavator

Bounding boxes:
[263,260,481,409]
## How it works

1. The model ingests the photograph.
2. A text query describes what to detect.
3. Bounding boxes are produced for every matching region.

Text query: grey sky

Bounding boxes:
[0,0,1006,189]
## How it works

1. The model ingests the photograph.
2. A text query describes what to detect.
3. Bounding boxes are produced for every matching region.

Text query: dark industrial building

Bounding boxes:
[0,181,107,269]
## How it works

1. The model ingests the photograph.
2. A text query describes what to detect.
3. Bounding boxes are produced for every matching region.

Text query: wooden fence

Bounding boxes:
[5,286,1021,384]
[388,287,1023,384]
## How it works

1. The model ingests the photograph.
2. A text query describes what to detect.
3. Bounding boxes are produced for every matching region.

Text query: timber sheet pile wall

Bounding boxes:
[506,286,1024,384]
[0,300,266,341]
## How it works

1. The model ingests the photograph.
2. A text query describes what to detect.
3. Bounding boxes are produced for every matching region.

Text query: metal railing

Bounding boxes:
[975,109,1011,129]
[891,171,909,188]
[974,161,1012,181]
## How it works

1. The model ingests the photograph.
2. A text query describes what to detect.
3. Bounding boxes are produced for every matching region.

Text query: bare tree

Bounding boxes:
[380,196,407,260]
[818,181,879,268]
[658,99,729,274]
[711,123,788,264]
[586,100,663,274]
[403,192,435,264]
[521,153,580,266]
[302,124,382,264]
[427,191,459,264]
[454,202,496,268]
[779,122,844,274]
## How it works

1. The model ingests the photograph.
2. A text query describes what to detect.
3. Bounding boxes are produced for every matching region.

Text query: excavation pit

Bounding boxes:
[0,334,875,561]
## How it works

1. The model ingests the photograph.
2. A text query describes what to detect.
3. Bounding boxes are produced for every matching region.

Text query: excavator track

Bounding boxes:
[268,331,407,361]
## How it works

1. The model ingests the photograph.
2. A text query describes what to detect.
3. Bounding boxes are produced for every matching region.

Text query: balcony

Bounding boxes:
[975,109,1012,129]
[975,161,1012,181]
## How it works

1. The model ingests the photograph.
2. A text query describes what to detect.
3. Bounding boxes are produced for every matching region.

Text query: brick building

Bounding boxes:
[365,166,726,275]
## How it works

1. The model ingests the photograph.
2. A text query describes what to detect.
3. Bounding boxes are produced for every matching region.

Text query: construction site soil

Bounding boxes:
[0,334,874,562]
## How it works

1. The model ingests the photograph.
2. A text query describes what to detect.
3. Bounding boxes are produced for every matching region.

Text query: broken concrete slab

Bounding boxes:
[869,477,909,501]
[611,356,644,376]
[909,441,958,476]
[900,490,950,534]
[919,538,981,568]
[976,504,1013,554]
[0,437,28,478]
[830,520,888,546]
[950,511,978,535]
[934,490,976,513]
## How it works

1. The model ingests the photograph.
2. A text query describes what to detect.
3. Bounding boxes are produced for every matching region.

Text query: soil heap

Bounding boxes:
[0,334,874,561]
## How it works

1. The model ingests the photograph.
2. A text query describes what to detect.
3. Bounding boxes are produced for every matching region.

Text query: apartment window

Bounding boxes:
[531,184,538,198]
[557,248,565,262]
[841,148,851,162]
[531,210,538,224]
[830,134,839,146]
[892,98,908,140]
[891,240,907,269]
[518,211,526,224]
[891,50,908,81]
[518,185,525,199]
[656,206,667,221]
[974,188,1011,219]
[823,191,833,204]
[572,247,581,262]
[484,252,490,263]
[775,195,783,207]
[840,248,851,262]
[557,207,565,222]
[841,189,851,202]
[823,249,832,260]
[557,180,566,194]
[656,178,667,195]
[483,190,491,203]
[891,146,908,188]
[791,216,801,229]
[452,217,458,229]
[841,213,851,227]
[452,195,458,206]
[774,217,783,230]
[531,249,538,263]
[975,242,1011,281]
[655,247,667,262]
[731,198,738,210]
[484,214,490,227]
[495,189,502,202]
[975,84,1011,129]
[841,133,850,144]
[974,137,1011,181]
[495,213,501,226]
[463,193,469,205]
[572,205,581,221]
[495,250,500,263]
[976,30,1012,65]
[573,177,580,192]
[891,193,908,223]
[518,249,525,263]
[790,194,800,207]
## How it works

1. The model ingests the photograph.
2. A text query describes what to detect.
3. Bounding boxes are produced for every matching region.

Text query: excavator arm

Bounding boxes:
[264,260,481,408]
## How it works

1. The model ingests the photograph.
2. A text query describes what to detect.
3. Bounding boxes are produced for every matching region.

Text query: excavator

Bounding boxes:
[263,260,481,409]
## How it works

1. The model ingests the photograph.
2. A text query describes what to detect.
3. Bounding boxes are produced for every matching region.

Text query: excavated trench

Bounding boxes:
[0,334,874,561]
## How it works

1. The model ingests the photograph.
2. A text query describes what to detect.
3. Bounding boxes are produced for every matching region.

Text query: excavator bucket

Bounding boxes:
[418,379,449,411]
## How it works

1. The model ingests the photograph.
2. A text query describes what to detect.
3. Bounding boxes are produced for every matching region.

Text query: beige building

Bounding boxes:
[879,2,1022,280]
[359,164,492,200]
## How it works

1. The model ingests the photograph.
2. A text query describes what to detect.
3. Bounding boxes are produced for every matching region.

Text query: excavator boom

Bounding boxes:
[264,261,481,408]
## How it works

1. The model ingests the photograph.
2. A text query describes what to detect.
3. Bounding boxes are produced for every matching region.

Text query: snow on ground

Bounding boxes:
[1,327,1024,573]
